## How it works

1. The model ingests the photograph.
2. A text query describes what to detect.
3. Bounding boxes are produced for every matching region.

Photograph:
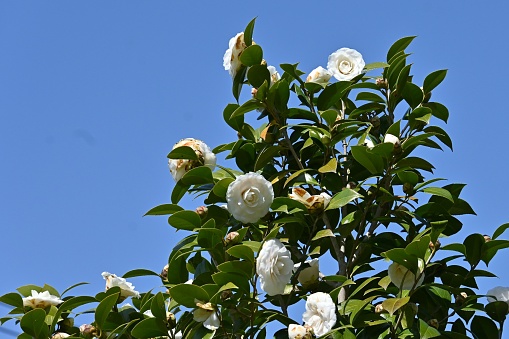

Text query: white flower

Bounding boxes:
[294,259,320,287]
[267,65,281,86]
[302,292,337,337]
[383,134,400,145]
[487,286,509,307]
[388,263,424,290]
[226,172,274,223]
[51,333,70,339]
[361,138,375,149]
[289,188,331,213]
[256,239,294,296]
[223,32,247,78]
[306,66,331,85]
[193,302,220,330]
[22,290,63,309]
[288,324,310,339]
[168,138,216,182]
[102,272,140,299]
[169,330,183,339]
[327,48,365,81]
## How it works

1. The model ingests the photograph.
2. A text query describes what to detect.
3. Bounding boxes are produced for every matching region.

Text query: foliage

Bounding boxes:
[2,18,509,339]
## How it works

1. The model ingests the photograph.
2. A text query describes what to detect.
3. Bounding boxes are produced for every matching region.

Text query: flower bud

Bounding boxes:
[195,206,208,219]
[221,289,233,300]
[376,78,388,89]
[79,324,97,338]
[370,116,381,128]
[306,66,331,85]
[428,319,439,329]
[58,317,74,329]
[455,292,468,306]
[160,264,169,281]
[51,333,70,339]
[429,239,441,251]
[346,182,357,189]
[403,183,415,196]
[225,231,241,246]
[484,235,492,242]
[375,303,385,313]
[251,87,258,97]
[167,312,177,328]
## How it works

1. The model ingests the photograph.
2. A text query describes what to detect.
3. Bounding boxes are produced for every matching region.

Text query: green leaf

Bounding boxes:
[170,284,209,307]
[167,146,198,160]
[401,82,423,109]
[387,36,416,62]
[493,222,509,240]
[240,44,263,66]
[317,81,351,111]
[397,170,419,186]
[217,261,253,278]
[211,177,234,201]
[230,98,264,119]
[320,109,339,126]
[243,17,256,46]
[418,319,440,339]
[95,292,120,329]
[17,285,43,297]
[122,269,160,279]
[485,301,508,323]
[144,204,183,216]
[470,315,500,339]
[381,297,409,316]
[254,146,283,171]
[20,308,48,338]
[198,227,223,249]
[131,317,169,338]
[0,293,23,308]
[355,91,385,103]
[423,69,447,94]
[326,189,363,210]
[463,233,485,267]
[421,187,454,202]
[171,180,190,204]
[232,66,247,102]
[168,210,201,231]
[271,197,307,214]
[312,229,334,241]
[247,64,270,88]
[280,63,305,85]
[318,158,338,173]
[423,102,449,123]
[227,245,255,263]
[364,62,389,71]
[150,292,167,320]
[51,296,97,332]
[180,166,214,185]
[223,103,243,131]
[405,235,430,259]
[351,145,384,174]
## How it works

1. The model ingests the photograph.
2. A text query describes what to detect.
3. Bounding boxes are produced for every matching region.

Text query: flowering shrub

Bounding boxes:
[2,18,509,339]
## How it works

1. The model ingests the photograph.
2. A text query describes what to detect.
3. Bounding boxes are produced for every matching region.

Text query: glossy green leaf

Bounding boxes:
[167,146,198,160]
[326,188,363,211]
[122,269,160,278]
[401,82,423,109]
[144,204,183,216]
[463,233,485,267]
[421,187,454,202]
[351,145,384,174]
[418,319,440,339]
[279,63,305,84]
[171,180,190,204]
[240,44,263,66]
[493,222,509,240]
[423,69,447,94]
[150,292,167,320]
[423,102,449,123]
[230,99,264,119]
[170,284,209,307]
[198,227,223,249]
[243,17,256,46]
[387,36,416,62]
[317,81,351,111]
[318,158,338,173]
[381,296,409,316]
[95,292,120,329]
[223,103,243,131]
[247,64,270,88]
[232,66,247,102]
[180,166,214,185]
[312,229,334,241]
[20,308,48,338]
[227,245,255,263]
[131,317,169,338]
[0,293,23,308]
[364,62,389,71]
[167,210,201,231]
[254,146,283,171]
[485,300,508,323]
[271,197,307,214]
[470,315,499,339]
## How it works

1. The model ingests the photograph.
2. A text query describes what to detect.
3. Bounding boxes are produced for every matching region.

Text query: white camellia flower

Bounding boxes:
[168,138,216,182]
[306,66,331,85]
[487,286,509,306]
[102,272,140,299]
[361,138,375,149]
[294,259,320,287]
[226,172,274,223]
[223,32,247,78]
[302,292,337,337]
[256,239,294,296]
[51,333,70,339]
[193,301,220,330]
[288,324,310,339]
[327,48,365,81]
[267,65,281,86]
[22,290,63,309]
[388,263,424,290]
[289,187,331,213]
[383,133,400,145]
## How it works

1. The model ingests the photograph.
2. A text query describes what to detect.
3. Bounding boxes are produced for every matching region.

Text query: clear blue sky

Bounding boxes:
[1,1,509,336]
